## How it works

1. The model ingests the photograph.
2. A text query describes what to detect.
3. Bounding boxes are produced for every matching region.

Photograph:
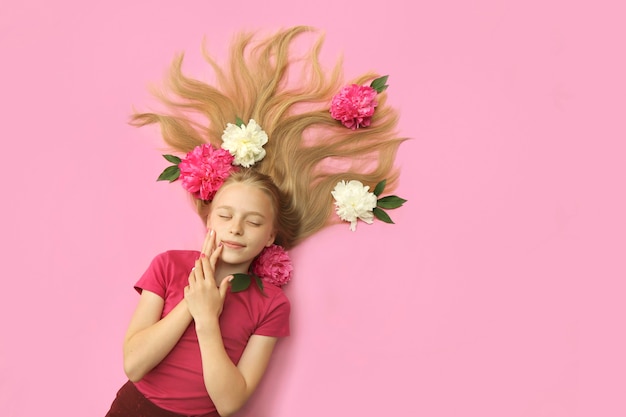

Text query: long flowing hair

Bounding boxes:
[132,26,406,248]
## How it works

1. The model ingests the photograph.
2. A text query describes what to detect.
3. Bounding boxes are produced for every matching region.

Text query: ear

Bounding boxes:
[265,230,276,247]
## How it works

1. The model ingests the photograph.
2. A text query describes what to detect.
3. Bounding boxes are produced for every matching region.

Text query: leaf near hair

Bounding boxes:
[370,75,389,93]
[373,207,394,224]
[373,179,387,196]
[157,164,181,182]
[377,195,407,209]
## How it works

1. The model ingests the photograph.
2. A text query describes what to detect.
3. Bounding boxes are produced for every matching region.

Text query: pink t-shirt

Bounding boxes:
[133,250,290,416]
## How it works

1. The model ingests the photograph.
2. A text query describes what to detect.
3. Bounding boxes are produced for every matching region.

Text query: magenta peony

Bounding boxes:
[252,245,293,287]
[330,84,378,129]
[178,144,236,201]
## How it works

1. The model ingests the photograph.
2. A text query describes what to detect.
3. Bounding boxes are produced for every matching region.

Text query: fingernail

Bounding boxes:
[218,242,223,247]
[210,229,214,236]
[200,253,206,258]
[228,275,234,282]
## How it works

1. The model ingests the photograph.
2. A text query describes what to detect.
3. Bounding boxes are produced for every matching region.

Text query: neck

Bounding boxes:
[214,260,252,286]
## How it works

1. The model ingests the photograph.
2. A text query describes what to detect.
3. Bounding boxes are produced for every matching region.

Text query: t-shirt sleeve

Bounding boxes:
[133,252,168,298]
[254,291,291,338]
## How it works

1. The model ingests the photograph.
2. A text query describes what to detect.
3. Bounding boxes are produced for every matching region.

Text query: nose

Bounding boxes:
[229,218,244,235]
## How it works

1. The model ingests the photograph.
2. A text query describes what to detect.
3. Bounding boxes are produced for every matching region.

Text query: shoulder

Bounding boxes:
[258,283,291,317]
[255,283,291,336]
[262,283,290,304]
[135,250,200,299]
[150,250,200,268]
[140,250,199,282]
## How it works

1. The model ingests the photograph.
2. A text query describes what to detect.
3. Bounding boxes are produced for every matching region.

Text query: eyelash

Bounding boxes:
[218,215,261,226]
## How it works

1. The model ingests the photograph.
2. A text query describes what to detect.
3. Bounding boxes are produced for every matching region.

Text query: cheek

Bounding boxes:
[206,213,221,230]
[265,226,276,245]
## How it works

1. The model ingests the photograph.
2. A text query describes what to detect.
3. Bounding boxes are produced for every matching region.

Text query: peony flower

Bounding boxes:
[221,119,268,167]
[331,180,378,231]
[178,144,236,201]
[330,84,378,130]
[252,244,293,287]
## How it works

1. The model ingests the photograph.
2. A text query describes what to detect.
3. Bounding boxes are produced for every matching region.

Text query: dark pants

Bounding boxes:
[105,380,219,417]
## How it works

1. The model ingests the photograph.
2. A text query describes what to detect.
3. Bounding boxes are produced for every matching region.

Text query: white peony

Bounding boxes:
[331,180,378,231]
[221,119,268,167]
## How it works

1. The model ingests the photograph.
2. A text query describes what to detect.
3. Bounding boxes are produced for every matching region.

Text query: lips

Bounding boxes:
[221,240,246,249]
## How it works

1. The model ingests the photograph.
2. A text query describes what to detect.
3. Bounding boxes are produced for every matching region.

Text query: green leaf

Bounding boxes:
[373,207,394,224]
[253,275,268,297]
[235,116,245,127]
[162,154,181,164]
[377,195,407,209]
[373,179,387,197]
[157,165,180,182]
[370,75,389,93]
[230,273,251,293]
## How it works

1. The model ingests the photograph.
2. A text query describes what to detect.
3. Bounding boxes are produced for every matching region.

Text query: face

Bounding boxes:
[207,182,276,270]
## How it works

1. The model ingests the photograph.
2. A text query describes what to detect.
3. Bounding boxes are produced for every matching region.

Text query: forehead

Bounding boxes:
[212,182,275,216]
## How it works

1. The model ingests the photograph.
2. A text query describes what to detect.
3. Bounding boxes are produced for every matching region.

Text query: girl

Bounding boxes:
[106,26,405,416]
[106,170,294,417]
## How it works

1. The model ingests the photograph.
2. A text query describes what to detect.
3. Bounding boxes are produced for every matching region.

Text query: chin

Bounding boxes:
[220,254,252,268]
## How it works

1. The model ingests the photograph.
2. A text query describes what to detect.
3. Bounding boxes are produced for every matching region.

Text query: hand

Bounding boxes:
[184,230,233,324]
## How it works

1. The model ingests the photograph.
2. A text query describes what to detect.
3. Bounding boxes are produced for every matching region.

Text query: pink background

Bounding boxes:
[1,1,624,416]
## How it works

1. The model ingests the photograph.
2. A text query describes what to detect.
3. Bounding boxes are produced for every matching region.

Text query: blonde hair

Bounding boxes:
[132,26,405,248]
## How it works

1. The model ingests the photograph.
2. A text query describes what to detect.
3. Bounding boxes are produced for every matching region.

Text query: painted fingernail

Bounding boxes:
[200,253,206,258]
[210,229,214,236]
[218,242,223,247]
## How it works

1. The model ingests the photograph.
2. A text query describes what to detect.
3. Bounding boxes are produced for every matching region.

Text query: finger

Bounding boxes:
[209,243,223,270]
[219,275,233,299]
[200,255,214,285]
[189,259,203,285]
[201,229,215,257]
[188,266,195,286]
[200,245,222,286]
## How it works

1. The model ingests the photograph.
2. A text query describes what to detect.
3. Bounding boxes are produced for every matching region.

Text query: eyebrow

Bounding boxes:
[214,206,267,218]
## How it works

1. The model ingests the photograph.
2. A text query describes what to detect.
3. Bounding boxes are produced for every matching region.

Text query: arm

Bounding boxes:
[123,290,193,382]
[184,231,280,416]
[195,321,278,417]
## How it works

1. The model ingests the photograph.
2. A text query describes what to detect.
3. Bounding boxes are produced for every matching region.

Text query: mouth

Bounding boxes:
[221,240,246,249]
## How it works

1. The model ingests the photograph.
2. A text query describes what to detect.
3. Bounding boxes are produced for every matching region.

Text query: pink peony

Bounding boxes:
[178,144,236,201]
[252,245,293,287]
[330,84,378,129]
